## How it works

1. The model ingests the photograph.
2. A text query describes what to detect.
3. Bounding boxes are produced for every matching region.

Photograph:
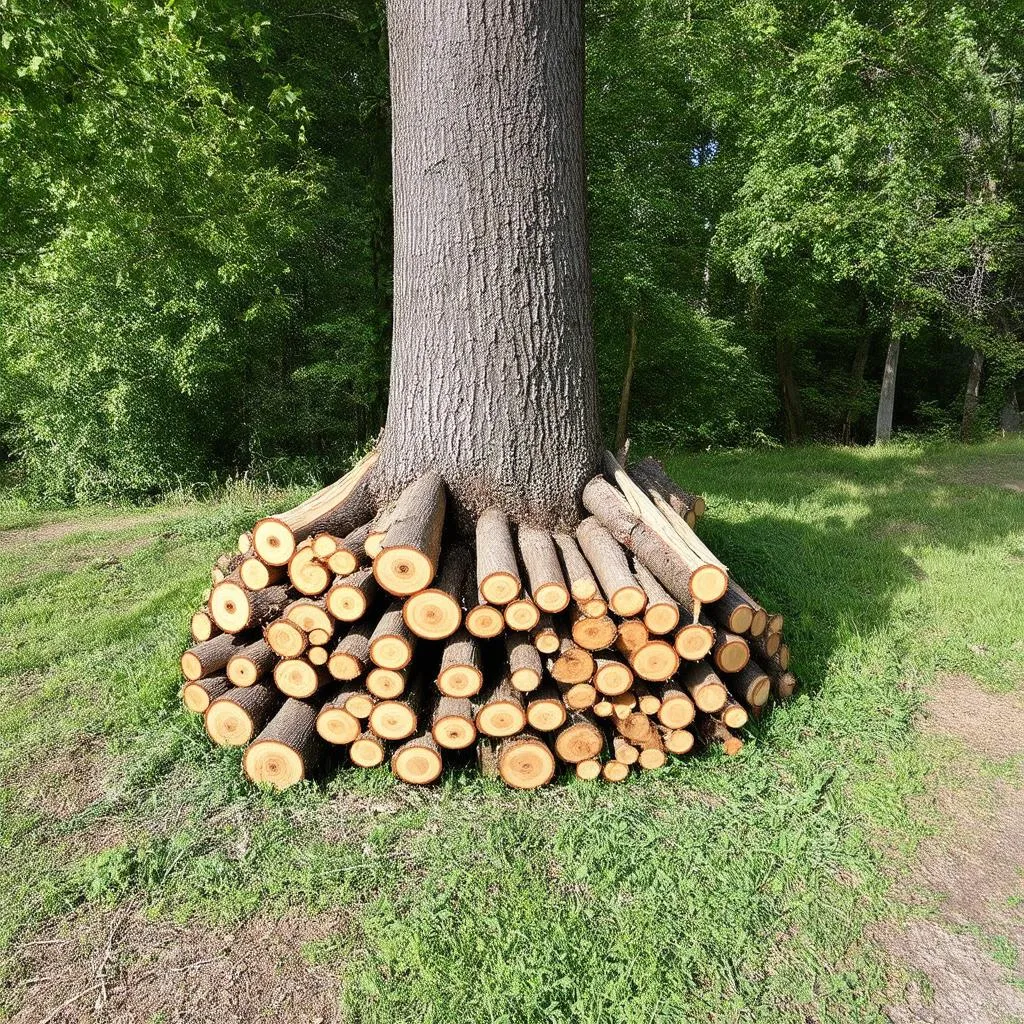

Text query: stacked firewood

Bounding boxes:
[181,450,797,790]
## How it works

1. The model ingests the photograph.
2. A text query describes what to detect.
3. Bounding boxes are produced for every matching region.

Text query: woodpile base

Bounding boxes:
[181,450,798,790]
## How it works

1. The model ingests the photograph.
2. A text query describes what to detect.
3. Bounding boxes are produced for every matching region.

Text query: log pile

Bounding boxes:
[181,450,798,790]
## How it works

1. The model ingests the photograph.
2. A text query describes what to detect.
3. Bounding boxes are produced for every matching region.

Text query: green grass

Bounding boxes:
[1,438,1023,1022]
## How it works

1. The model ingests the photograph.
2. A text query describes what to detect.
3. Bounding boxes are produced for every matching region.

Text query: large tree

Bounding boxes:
[372,0,602,528]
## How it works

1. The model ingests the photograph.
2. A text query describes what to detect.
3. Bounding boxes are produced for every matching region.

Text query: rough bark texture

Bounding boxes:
[961,347,985,441]
[376,0,601,527]
[875,337,901,444]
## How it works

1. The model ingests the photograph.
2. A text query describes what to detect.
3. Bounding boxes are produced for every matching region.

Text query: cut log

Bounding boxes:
[238,557,285,592]
[525,682,568,732]
[506,634,543,692]
[558,680,598,710]
[751,630,782,660]
[628,456,706,521]
[674,619,716,662]
[710,582,755,634]
[613,711,652,743]
[252,451,378,565]
[369,601,416,670]
[463,574,505,638]
[274,658,326,699]
[476,736,501,778]
[717,696,749,730]
[209,582,290,634]
[553,712,603,763]
[548,637,595,685]
[612,734,640,765]
[503,597,541,632]
[627,639,678,683]
[327,621,373,680]
[601,759,630,782]
[476,508,521,604]
[570,606,617,651]
[497,732,556,789]
[475,673,527,738]
[326,567,379,622]
[190,609,217,644]
[437,630,483,698]
[366,666,407,699]
[244,698,323,789]
[205,683,279,747]
[392,733,444,785]
[375,472,446,595]
[575,758,601,780]
[310,533,338,560]
[181,632,249,682]
[326,520,373,576]
[763,657,799,699]
[532,614,560,654]
[575,517,645,616]
[517,527,570,613]
[265,617,308,659]
[403,544,468,639]
[727,662,771,708]
[678,661,728,713]
[552,532,601,605]
[182,675,231,714]
[776,644,791,671]
[431,695,477,750]
[767,612,784,635]
[634,562,680,635]
[661,726,695,755]
[350,729,386,767]
[711,629,750,674]
[633,682,662,716]
[656,685,696,729]
[238,531,252,555]
[696,717,744,756]
[635,728,667,769]
[226,638,275,687]
[369,684,421,741]
[315,690,362,745]
[593,657,633,696]
[343,688,376,720]
[287,543,332,596]
[284,599,335,638]
[610,691,638,719]
[616,618,649,654]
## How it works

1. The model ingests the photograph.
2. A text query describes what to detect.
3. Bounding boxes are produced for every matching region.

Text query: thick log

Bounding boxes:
[497,732,556,789]
[182,674,231,714]
[403,543,468,640]
[552,532,602,606]
[369,679,422,741]
[285,599,334,639]
[627,639,678,683]
[628,456,706,521]
[727,662,771,708]
[190,609,218,644]
[712,629,750,674]
[287,543,332,597]
[532,614,560,654]
[525,682,568,732]
[252,451,378,565]
[678,661,728,713]
[274,658,327,699]
[593,657,633,696]
[475,673,527,738]
[503,597,541,632]
[661,725,695,755]
[392,733,444,785]
[553,712,603,763]
[517,527,570,613]
[181,632,250,682]
[315,688,362,745]
[506,634,543,692]
[265,617,308,659]
[575,517,645,616]
[244,698,324,789]
[548,637,595,685]
[431,695,477,750]
[239,557,286,592]
[634,562,680,635]
[570,606,617,651]
[558,680,597,710]
[209,582,290,635]
[326,567,379,622]
[366,666,407,699]
[326,520,373,576]
[437,630,484,697]
[475,508,521,604]
[674,618,716,662]
[369,601,417,670]
[633,682,662,716]
[226,638,275,687]
[375,472,446,595]
[205,683,279,747]
[350,729,386,767]
[327,620,373,681]
[656,685,696,729]
[614,710,654,743]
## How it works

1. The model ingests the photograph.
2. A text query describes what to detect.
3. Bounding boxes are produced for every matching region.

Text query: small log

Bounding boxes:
[392,733,444,785]
[616,618,649,655]
[635,728,667,769]
[369,679,421,741]
[182,675,230,714]
[252,451,378,565]
[497,732,556,789]
[476,737,501,778]
[503,597,541,632]
[326,566,379,622]
[343,688,376,720]
[366,666,407,699]
[717,696,749,730]
[660,725,695,755]
[238,531,252,555]
[764,657,798,699]
[614,711,654,742]
[226,638,276,687]
[570,606,617,651]
[525,682,568,732]
[517,527,570,613]
[553,712,603,763]
[575,758,602,780]
[712,629,750,674]
[437,630,484,697]
[767,612,784,635]
[181,632,250,681]
[326,520,373,576]
[205,683,279,747]
[238,557,285,592]
[727,662,771,708]
[548,637,595,686]
[364,506,394,561]
[552,532,602,605]
[274,658,327,699]
[678,661,728,713]
[265,618,308,659]
[776,643,791,671]
[558,680,598,710]
[315,689,362,745]
[634,562,680,635]
[288,543,332,596]
[284,599,334,639]
[375,472,446,595]
[431,695,477,750]
[532,614,560,654]
[575,517,646,616]
[190,609,217,644]
[327,620,373,680]
[209,582,290,635]
[610,692,637,721]
[751,630,782,661]
[350,729,386,767]
[506,634,543,692]
[310,533,339,560]
[244,698,324,789]
[656,685,696,729]
[369,601,416,670]
[633,682,662,716]
[593,657,633,696]
[403,543,468,640]
[463,574,504,638]
[592,696,613,717]
[709,582,755,634]
[475,673,527,738]
[696,717,744,756]
[674,619,716,662]
[601,759,630,782]
[628,456,706,521]
[627,639,679,682]
[612,734,640,766]
[476,508,521,604]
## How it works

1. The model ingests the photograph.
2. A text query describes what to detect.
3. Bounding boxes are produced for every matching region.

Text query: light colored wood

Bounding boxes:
[612,735,639,765]
[274,658,326,699]
[475,674,527,737]
[712,630,750,674]
[244,698,322,790]
[678,661,728,713]
[327,620,373,680]
[375,472,446,595]
[553,713,603,763]
[552,532,600,603]
[593,657,633,696]
[205,684,278,747]
[570,606,617,651]
[476,508,521,604]
[497,733,555,789]
[182,675,230,714]
[226,639,275,687]
[601,759,629,782]
[503,597,541,632]
[627,639,678,682]
[239,557,285,591]
[532,614,560,654]
[525,683,568,732]
[316,694,361,745]
[431,696,477,750]
[558,681,597,710]
[575,758,601,780]
[284,599,334,637]
[548,637,595,685]
[209,582,289,634]
[265,618,308,658]
[287,542,332,596]
[575,517,646,616]
[402,543,467,639]
[674,621,716,662]
[437,630,484,697]
[517,527,570,613]
[369,602,416,670]
[326,566,378,622]
[634,562,680,635]
[506,634,543,692]
[350,729,386,767]
[657,685,695,729]
[392,734,444,785]
[718,696,749,729]
[366,666,407,699]
[662,726,695,755]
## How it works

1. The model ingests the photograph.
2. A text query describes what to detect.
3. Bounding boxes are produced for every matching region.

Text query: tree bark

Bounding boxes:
[376,0,601,528]
[1000,374,1021,434]
[614,311,638,455]
[776,336,805,443]
[841,325,872,444]
[960,348,985,441]
[874,337,901,444]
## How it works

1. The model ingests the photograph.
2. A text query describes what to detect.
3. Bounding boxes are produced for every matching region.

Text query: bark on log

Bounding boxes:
[635,728,667,770]
[284,599,335,638]
[437,630,484,697]
[364,506,394,561]
[182,674,231,714]
[548,637,595,685]
[326,520,373,576]
[525,682,568,732]
[375,473,447,596]
[327,621,373,681]
[709,582,756,635]
[226,638,276,687]
[181,632,250,682]
[239,557,286,592]
[476,509,521,604]
[403,543,468,639]
[628,456,706,521]
[287,543,332,597]
[553,712,603,763]
[517,527,570,613]
[274,658,327,699]
[570,606,617,651]
[316,688,363,745]
[532,614,560,654]
[614,710,654,742]
[656,685,696,729]
[475,673,527,738]
[265,618,308,659]
[634,562,680,635]
[711,628,750,674]
[612,734,640,766]
[503,597,541,633]
[696,717,744,756]
[463,574,505,638]
[369,601,417,670]
[391,733,444,785]
[593,657,633,696]
[506,634,543,692]
[205,683,280,747]
[244,698,324,789]
[633,682,661,716]
[552,532,601,604]
[431,695,477,750]
[350,729,387,767]
[727,662,771,708]
[209,582,290,635]
[497,732,556,789]
[717,696,749,730]
[678,661,728,713]
[575,516,646,616]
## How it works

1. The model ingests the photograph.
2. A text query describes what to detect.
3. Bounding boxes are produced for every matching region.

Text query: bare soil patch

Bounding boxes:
[0,510,180,553]
[952,453,1024,494]
[922,673,1024,761]
[11,907,348,1024]
[15,733,107,818]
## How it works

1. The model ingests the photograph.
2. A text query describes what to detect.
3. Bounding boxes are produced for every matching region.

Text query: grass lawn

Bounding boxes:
[1,438,1022,1023]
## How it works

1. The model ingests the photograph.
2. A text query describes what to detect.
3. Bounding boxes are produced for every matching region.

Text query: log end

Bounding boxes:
[243,740,305,789]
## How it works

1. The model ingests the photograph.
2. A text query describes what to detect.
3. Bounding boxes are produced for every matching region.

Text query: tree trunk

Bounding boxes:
[614,311,638,455]
[1000,374,1021,434]
[776,337,805,443]
[960,348,985,441]
[375,0,601,529]
[841,300,872,444]
[874,337,901,444]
